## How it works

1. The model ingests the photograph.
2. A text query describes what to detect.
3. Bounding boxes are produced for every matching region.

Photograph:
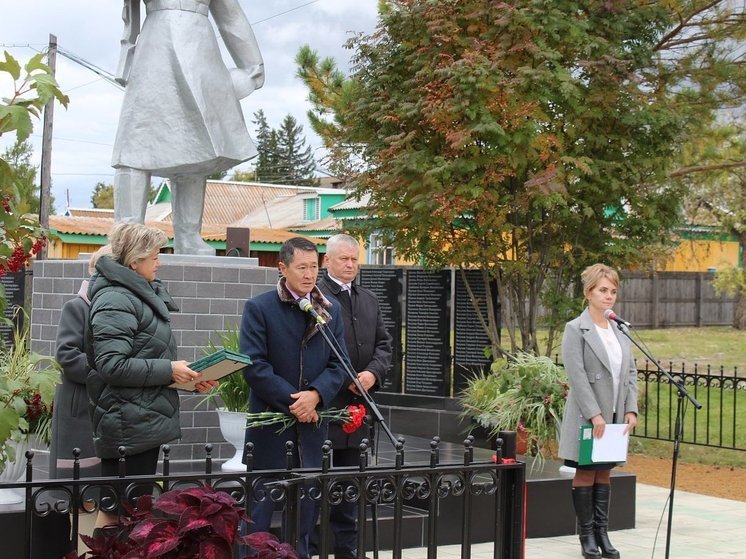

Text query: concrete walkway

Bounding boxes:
[373,483,746,559]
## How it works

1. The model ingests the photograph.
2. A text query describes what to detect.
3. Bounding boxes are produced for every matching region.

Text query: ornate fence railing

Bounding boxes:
[635,362,746,451]
[0,437,525,559]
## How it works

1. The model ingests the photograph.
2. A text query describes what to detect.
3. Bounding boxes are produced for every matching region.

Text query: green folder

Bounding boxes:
[169,349,252,392]
[578,423,629,465]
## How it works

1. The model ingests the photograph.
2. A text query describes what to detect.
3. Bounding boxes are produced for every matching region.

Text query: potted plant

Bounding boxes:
[65,484,298,559]
[0,308,59,502]
[200,325,250,471]
[458,352,567,464]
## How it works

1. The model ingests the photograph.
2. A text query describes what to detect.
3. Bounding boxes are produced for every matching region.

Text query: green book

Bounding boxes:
[170,349,252,392]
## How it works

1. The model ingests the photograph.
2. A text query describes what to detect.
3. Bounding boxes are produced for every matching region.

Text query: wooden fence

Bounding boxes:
[615,271,735,328]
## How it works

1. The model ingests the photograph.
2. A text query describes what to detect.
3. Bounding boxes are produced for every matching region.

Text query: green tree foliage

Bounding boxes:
[252,110,318,186]
[297,0,746,356]
[1,51,66,306]
[675,117,746,328]
[277,115,318,186]
[0,140,55,215]
[90,181,114,209]
[229,169,256,182]
[90,181,157,209]
[207,169,228,180]
[1,51,68,191]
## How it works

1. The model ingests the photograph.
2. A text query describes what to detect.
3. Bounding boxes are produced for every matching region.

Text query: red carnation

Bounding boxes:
[342,404,366,434]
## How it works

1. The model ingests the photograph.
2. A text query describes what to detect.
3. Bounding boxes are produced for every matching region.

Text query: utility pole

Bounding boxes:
[38,33,57,260]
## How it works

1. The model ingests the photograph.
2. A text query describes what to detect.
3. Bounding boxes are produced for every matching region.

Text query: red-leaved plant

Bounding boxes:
[65,485,298,559]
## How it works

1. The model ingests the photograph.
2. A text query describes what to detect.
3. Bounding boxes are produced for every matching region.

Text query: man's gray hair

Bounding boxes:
[326,234,359,255]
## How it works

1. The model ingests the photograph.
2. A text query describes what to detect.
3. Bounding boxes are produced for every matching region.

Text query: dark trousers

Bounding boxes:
[100,446,160,514]
[310,447,360,556]
[249,478,319,559]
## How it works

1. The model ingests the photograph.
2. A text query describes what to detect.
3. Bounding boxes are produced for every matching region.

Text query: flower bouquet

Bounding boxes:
[246,404,367,434]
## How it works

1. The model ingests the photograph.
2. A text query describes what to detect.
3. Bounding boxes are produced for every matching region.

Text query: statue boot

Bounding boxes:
[171,174,215,255]
[113,167,150,223]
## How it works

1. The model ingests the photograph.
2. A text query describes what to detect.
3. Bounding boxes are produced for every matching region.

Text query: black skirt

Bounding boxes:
[564,459,616,471]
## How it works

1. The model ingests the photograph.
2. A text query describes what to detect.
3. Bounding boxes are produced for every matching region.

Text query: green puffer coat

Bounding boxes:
[86,256,181,459]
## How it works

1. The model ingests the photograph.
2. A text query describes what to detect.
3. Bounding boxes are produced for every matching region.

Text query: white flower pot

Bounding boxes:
[216,408,247,472]
[0,438,34,504]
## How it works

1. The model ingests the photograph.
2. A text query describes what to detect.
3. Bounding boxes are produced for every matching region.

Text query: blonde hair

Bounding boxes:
[88,244,112,274]
[109,223,167,267]
[581,263,620,299]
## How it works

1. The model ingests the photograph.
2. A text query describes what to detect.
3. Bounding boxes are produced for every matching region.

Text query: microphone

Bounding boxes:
[297,298,326,325]
[604,309,631,328]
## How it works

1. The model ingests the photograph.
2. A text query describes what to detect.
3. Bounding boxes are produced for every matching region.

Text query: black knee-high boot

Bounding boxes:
[572,486,601,559]
[593,484,620,559]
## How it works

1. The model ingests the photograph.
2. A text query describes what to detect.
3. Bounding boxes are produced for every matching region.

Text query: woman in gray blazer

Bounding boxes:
[558,264,638,559]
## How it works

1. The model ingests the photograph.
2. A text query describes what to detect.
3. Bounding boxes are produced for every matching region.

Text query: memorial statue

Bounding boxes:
[112,0,264,254]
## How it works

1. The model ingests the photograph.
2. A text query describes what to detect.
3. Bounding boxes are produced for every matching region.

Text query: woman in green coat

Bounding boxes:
[86,223,215,530]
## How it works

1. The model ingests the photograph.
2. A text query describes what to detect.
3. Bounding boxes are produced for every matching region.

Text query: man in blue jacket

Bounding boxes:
[240,236,348,559]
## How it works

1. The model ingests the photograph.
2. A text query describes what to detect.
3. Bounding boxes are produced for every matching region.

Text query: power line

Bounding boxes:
[251,0,322,25]
[28,133,113,147]
[52,172,115,177]
[56,47,123,90]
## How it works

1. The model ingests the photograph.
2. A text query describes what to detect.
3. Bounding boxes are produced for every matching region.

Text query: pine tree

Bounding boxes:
[252,110,276,182]
[252,110,318,185]
[277,115,318,186]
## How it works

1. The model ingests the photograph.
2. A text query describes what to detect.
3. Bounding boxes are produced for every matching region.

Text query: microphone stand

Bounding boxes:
[612,321,701,559]
[311,318,396,559]
[311,319,399,450]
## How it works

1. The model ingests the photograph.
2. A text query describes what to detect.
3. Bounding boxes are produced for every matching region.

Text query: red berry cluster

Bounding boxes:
[31,234,47,254]
[1,235,47,274]
[23,392,47,422]
[1,195,11,213]
[342,404,367,434]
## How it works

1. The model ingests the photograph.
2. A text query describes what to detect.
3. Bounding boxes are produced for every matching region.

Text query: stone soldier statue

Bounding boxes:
[112,0,264,254]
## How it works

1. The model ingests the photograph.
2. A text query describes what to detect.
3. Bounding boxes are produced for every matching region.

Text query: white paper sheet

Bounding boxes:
[591,423,630,462]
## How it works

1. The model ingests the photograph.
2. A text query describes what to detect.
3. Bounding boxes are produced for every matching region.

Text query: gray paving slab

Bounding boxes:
[368,483,746,559]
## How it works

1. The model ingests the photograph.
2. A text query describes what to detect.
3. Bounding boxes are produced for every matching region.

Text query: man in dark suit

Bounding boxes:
[316,234,393,559]
[240,236,348,559]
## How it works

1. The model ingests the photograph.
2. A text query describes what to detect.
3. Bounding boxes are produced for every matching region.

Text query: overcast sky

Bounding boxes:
[0,0,378,213]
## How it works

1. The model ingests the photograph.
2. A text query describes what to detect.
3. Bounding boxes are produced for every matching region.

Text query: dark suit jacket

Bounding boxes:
[317,272,393,448]
[240,283,348,469]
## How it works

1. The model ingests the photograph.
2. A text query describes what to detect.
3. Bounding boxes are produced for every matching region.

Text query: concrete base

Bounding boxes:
[363,436,635,542]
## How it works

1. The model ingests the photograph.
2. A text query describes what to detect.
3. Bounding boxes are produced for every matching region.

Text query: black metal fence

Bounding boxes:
[1,437,525,559]
[634,362,746,451]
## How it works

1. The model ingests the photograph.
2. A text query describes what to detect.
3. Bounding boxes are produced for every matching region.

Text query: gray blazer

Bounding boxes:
[558,308,638,462]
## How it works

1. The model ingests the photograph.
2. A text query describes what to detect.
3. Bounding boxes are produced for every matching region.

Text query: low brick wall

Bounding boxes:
[31,255,277,464]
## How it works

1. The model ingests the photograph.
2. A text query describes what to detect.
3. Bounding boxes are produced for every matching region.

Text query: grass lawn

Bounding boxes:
[530,326,744,372]
[630,326,745,372]
[634,374,746,455]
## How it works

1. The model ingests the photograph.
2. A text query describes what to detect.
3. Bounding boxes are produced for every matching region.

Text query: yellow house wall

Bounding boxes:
[46,240,101,261]
[659,239,740,272]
